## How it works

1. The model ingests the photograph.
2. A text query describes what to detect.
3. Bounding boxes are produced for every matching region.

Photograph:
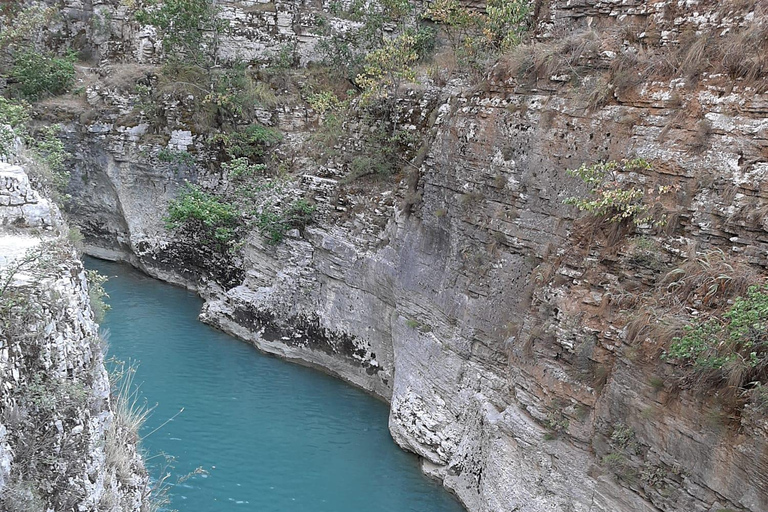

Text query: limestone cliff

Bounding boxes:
[0,163,148,510]
[31,0,768,511]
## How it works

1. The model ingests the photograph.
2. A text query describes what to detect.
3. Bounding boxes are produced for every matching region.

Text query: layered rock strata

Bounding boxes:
[0,163,147,511]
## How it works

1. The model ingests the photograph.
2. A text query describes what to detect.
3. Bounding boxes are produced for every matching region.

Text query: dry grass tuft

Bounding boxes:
[103,64,157,91]
[660,249,760,310]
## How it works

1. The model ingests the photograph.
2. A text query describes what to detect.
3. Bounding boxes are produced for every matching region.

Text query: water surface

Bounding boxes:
[87,258,463,512]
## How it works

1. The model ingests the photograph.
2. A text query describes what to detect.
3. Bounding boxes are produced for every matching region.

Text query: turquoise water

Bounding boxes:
[86,258,464,512]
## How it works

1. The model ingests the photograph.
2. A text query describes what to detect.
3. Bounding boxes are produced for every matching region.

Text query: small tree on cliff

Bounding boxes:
[136,0,225,68]
[355,33,419,132]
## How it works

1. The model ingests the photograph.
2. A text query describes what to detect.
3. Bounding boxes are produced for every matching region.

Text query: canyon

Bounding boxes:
[2,0,768,511]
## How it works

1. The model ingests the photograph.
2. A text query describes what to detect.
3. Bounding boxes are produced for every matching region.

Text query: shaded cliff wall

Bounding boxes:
[48,0,768,511]
[0,163,148,510]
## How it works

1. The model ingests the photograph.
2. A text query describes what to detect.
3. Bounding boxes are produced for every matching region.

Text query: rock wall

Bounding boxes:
[44,0,768,511]
[0,163,148,511]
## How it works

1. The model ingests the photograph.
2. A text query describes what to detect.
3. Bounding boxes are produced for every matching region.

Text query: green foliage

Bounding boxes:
[211,124,283,160]
[563,158,670,227]
[27,124,71,198]
[85,269,111,323]
[0,99,71,199]
[0,97,30,127]
[25,374,89,413]
[424,0,482,51]
[265,43,296,70]
[610,424,637,452]
[544,409,569,438]
[0,97,29,156]
[165,184,243,249]
[256,199,315,244]
[33,125,69,176]
[223,157,267,181]
[157,149,195,175]
[345,125,416,181]
[316,0,427,81]
[203,63,265,121]
[0,4,57,53]
[9,51,77,100]
[664,285,768,386]
[355,33,419,105]
[425,0,530,72]
[135,0,224,65]
[484,0,532,51]
[406,25,437,61]
[306,90,347,114]
[602,452,632,479]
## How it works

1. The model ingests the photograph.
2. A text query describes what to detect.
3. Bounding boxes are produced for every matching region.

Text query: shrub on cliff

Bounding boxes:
[210,124,283,160]
[256,199,315,244]
[165,184,243,251]
[563,159,674,229]
[664,285,768,389]
[424,0,531,75]
[135,0,225,66]
[9,51,77,100]
[0,99,71,202]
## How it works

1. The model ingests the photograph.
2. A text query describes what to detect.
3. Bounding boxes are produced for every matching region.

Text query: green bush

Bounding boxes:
[664,285,768,387]
[0,97,29,157]
[85,269,111,323]
[563,158,671,227]
[135,0,224,65]
[223,157,266,181]
[0,99,71,199]
[485,0,532,50]
[211,124,283,159]
[158,148,195,174]
[10,51,76,100]
[256,199,315,244]
[24,124,72,201]
[165,184,243,249]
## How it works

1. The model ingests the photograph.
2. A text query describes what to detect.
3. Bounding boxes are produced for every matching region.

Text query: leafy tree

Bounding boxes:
[355,33,419,130]
[135,0,225,66]
[484,0,532,51]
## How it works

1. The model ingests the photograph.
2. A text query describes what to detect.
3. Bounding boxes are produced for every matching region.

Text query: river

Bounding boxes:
[86,257,464,512]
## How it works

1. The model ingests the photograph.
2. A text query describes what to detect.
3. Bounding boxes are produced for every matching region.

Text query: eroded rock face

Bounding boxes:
[0,164,147,511]
[0,164,60,231]
[49,0,768,511]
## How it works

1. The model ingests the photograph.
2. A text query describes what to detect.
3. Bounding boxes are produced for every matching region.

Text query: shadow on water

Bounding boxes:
[85,257,465,512]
